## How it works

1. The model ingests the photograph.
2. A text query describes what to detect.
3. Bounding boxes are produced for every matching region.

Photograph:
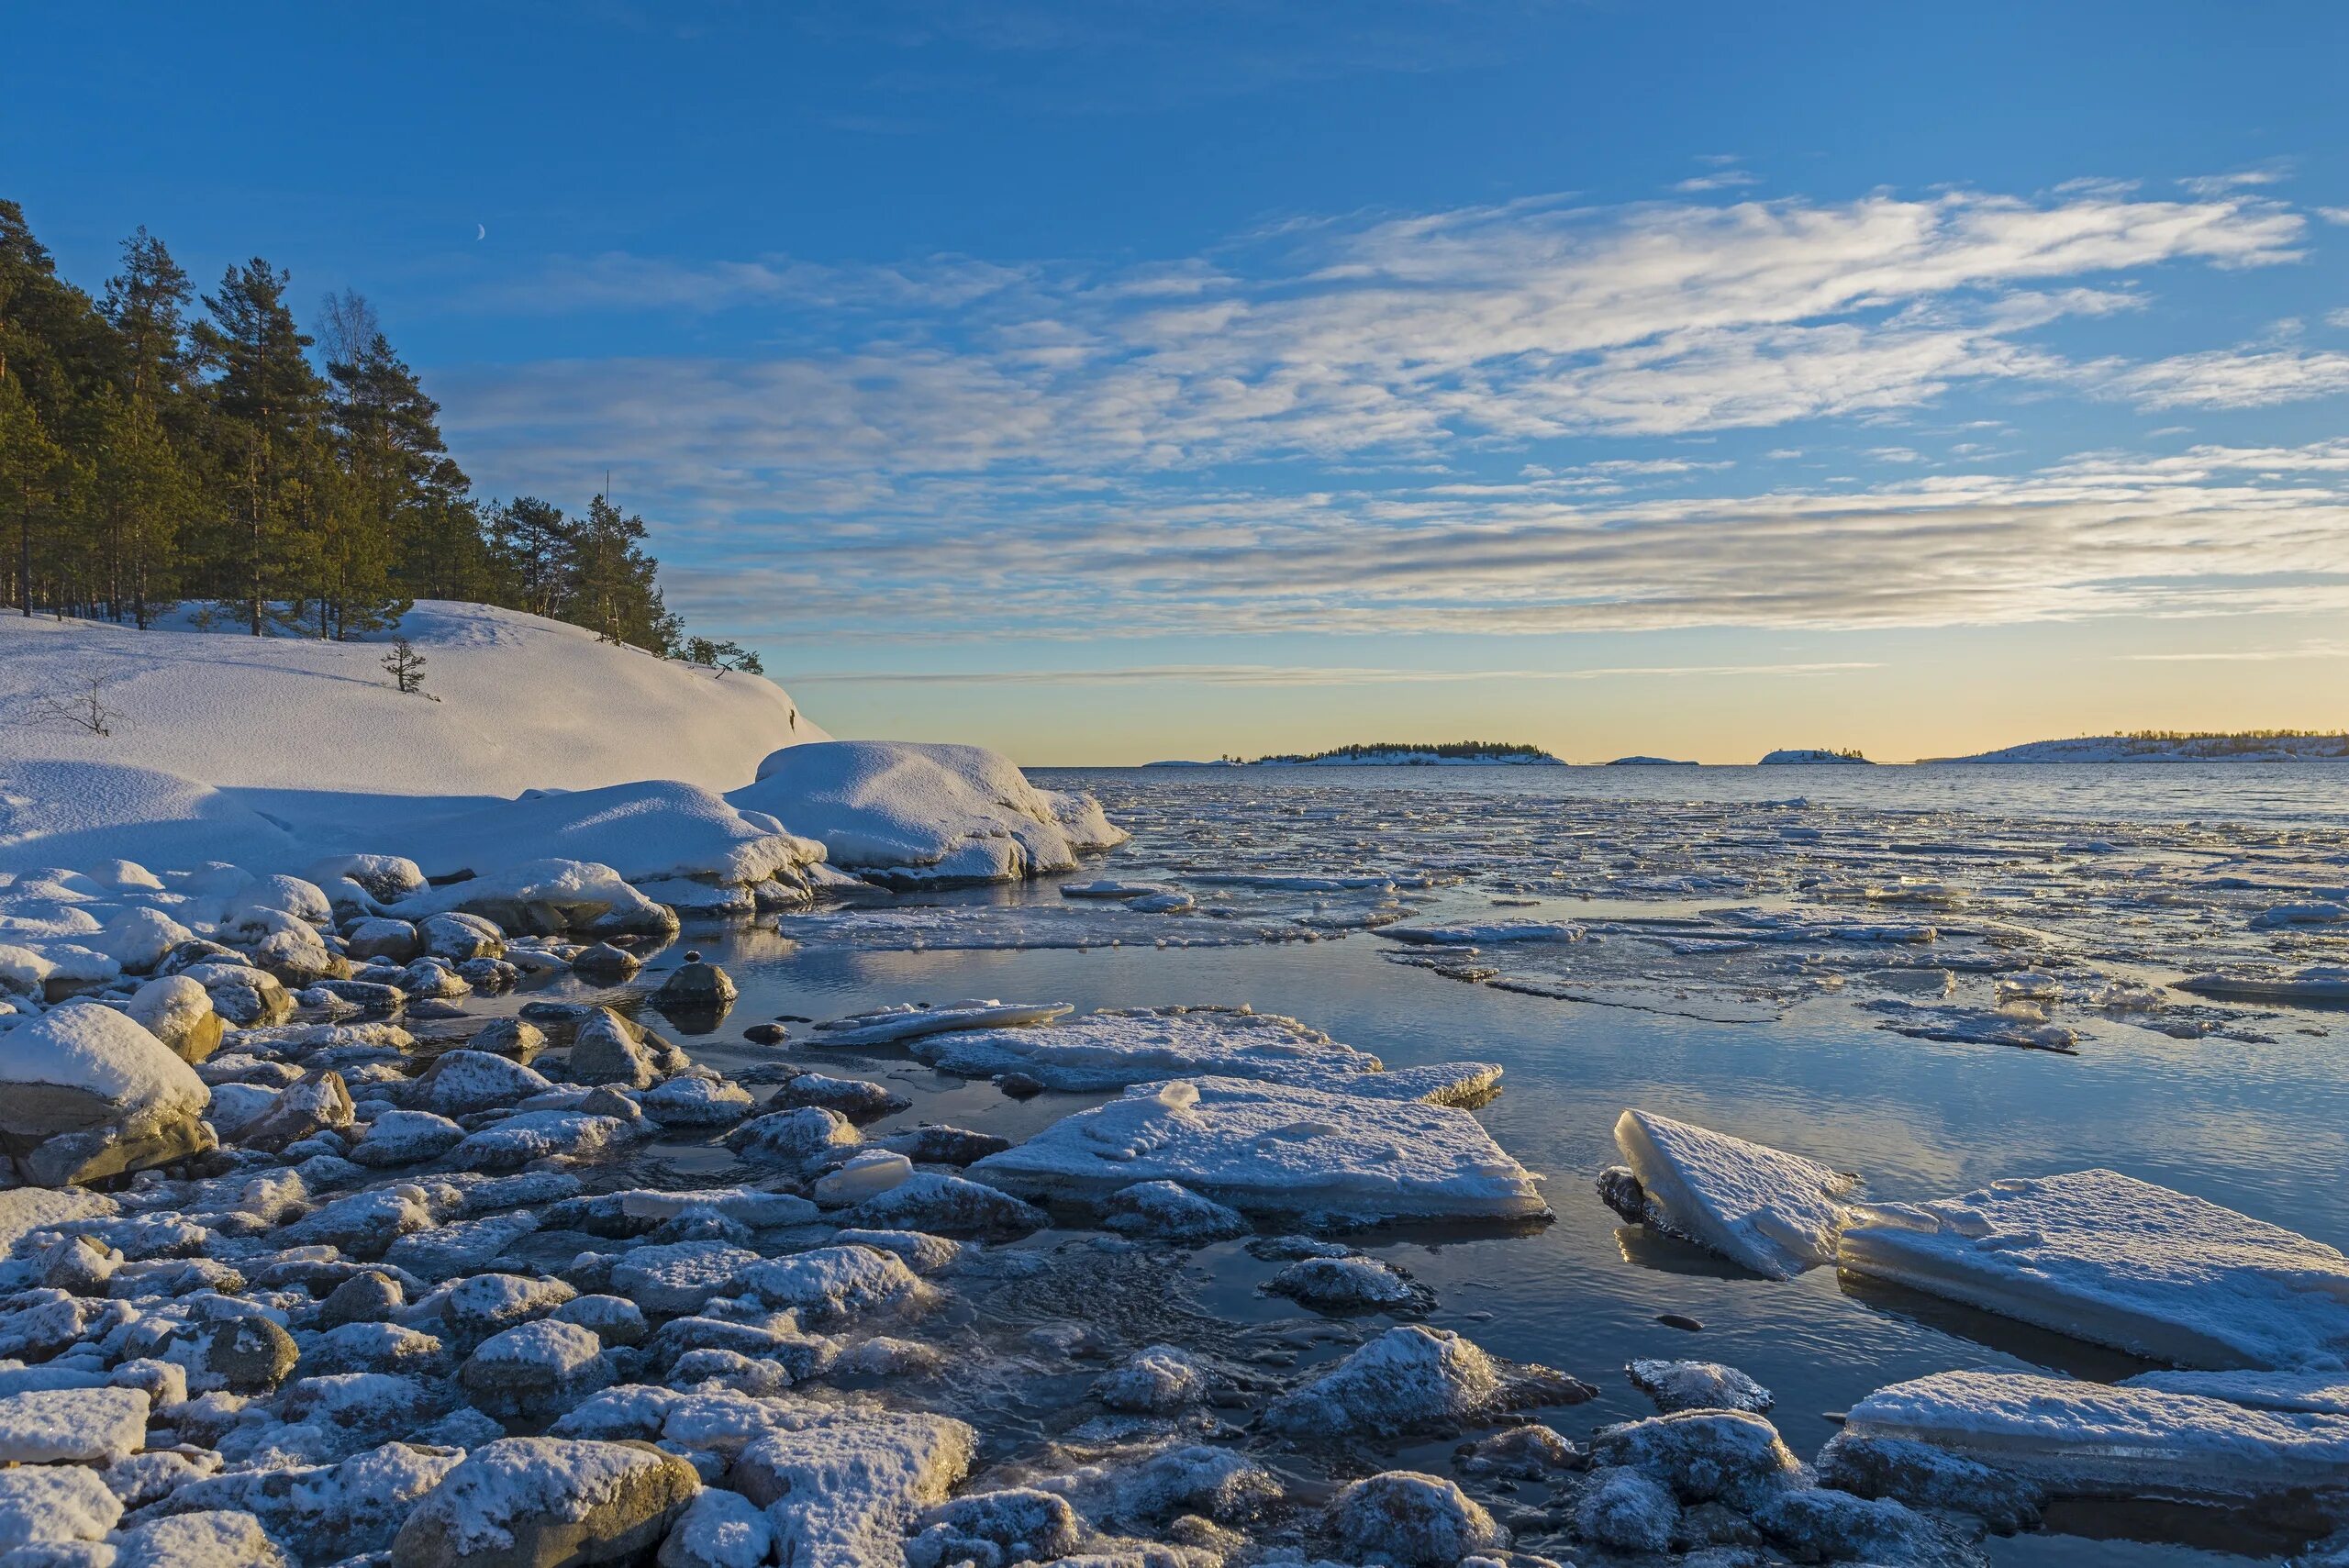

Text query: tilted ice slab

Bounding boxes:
[911,1006,1377,1090]
[1612,1108,1859,1280]
[731,740,1124,884]
[1836,1169,2349,1370]
[812,1000,1074,1048]
[1843,1370,2349,1501]
[1375,919,1585,947]
[2176,964,2349,1004]
[971,1076,1549,1223]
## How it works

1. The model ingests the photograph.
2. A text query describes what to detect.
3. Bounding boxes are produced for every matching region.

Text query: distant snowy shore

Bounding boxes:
[1151,745,1566,768]
[1757,748,1874,765]
[1932,734,2349,764]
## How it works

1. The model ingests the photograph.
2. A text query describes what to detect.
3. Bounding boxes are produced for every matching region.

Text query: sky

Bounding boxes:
[7,1,2349,763]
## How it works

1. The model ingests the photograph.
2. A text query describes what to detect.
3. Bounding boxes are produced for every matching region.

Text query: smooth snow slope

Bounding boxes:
[0,603,827,871]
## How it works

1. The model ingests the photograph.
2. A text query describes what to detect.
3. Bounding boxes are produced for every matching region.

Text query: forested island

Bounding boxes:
[1158,741,1566,767]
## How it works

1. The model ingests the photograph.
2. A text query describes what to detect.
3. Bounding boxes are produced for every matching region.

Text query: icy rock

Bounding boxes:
[569,942,641,982]
[1265,1325,1508,1437]
[1836,1168,2349,1370]
[607,1242,760,1317]
[1610,1107,1858,1279]
[654,951,737,1008]
[1750,1485,1952,1564]
[831,1229,963,1275]
[636,1074,755,1127]
[907,1488,1083,1568]
[768,1072,909,1120]
[1099,1180,1251,1243]
[1455,1424,1582,1478]
[1267,1254,1422,1312]
[160,1316,299,1397]
[96,906,197,976]
[345,916,422,962]
[913,1005,1383,1093]
[391,856,678,940]
[350,1109,465,1168]
[812,998,1074,1047]
[1094,1345,1208,1414]
[411,1051,555,1117]
[233,1068,354,1153]
[101,1446,217,1510]
[449,1110,639,1173]
[1812,1433,2043,1533]
[0,1463,121,1551]
[0,1186,117,1254]
[657,1485,774,1568]
[723,1105,863,1167]
[419,911,505,962]
[0,1002,213,1185]
[740,1244,932,1327]
[459,1318,612,1418]
[123,974,224,1064]
[387,1436,701,1568]
[1586,1409,1803,1508]
[551,1294,648,1349]
[1842,1368,2349,1501]
[429,1273,579,1341]
[615,1187,819,1233]
[565,1008,669,1089]
[150,1440,462,1561]
[1041,1442,1280,1528]
[729,1408,977,1567]
[1328,1470,1508,1566]
[318,1270,406,1328]
[732,740,1124,884]
[841,1171,1047,1238]
[466,1016,548,1061]
[113,1509,290,1568]
[1575,1465,1679,1552]
[878,1124,1013,1165]
[973,1077,1549,1223]
[0,1385,149,1462]
[1626,1359,1776,1415]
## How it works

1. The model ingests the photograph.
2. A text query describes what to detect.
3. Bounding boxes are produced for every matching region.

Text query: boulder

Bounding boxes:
[345,917,422,962]
[569,942,641,983]
[234,1068,354,1153]
[124,973,225,1064]
[389,1436,700,1568]
[0,1002,213,1185]
[1327,1471,1507,1566]
[422,911,507,962]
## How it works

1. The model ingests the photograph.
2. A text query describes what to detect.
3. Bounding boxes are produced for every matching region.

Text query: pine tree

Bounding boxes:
[193,260,326,633]
[0,376,65,615]
[568,494,679,653]
[381,635,427,694]
[486,495,573,617]
[90,385,194,626]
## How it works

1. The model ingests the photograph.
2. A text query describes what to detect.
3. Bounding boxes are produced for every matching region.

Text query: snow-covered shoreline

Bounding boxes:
[1931,734,2349,764]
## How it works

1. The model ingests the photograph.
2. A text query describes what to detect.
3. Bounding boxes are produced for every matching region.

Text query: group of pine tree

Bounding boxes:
[0,199,760,673]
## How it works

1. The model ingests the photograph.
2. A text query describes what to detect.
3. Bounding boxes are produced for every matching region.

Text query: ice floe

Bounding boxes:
[1604,1107,1859,1279]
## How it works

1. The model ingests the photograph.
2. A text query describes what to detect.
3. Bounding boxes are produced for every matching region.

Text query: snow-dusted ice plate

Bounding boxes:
[1609,1107,1860,1279]
[1836,1168,2349,1370]
[970,1076,1551,1223]
[1843,1369,2349,1501]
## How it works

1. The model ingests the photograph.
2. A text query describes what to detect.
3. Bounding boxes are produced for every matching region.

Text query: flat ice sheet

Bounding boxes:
[1836,1169,2349,1370]
[1844,1369,2349,1501]
[970,1076,1549,1223]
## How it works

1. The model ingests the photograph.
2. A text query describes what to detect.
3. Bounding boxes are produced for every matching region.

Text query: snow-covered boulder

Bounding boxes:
[387,1435,701,1568]
[1327,1471,1508,1565]
[1836,1168,2349,1370]
[971,1077,1549,1223]
[391,859,675,939]
[1267,1325,1528,1437]
[1627,1357,1775,1415]
[0,1001,212,1184]
[123,973,225,1063]
[0,1463,120,1552]
[729,1409,976,1568]
[395,778,825,893]
[0,1385,149,1462]
[730,740,1125,884]
[1606,1107,1858,1279]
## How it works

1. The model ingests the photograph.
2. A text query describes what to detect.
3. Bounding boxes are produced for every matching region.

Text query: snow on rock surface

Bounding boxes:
[971,1076,1550,1222]
[729,1408,976,1568]
[907,1005,1386,1092]
[1836,1168,2349,1370]
[0,1002,212,1185]
[0,601,828,873]
[0,1385,149,1462]
[730,740,1125,884]
[1843,1368,2349,1501]
[1609,1107,1858,1279]
[382,778,823,888]
[387,1435,701,1568]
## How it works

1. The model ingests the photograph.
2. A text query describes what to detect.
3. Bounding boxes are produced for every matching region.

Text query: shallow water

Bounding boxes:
[634,763,2349,1564]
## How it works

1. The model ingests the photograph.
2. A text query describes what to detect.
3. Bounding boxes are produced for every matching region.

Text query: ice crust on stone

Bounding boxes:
[1836,1168,2349,1370]
[972,1076,1549,1222]
[811,998,1074,1046]
[1610,1107,1858,1279]
[1844,1368,2349,1501]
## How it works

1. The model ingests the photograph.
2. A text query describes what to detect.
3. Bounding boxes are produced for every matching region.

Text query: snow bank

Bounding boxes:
[0,601,826,873]
[970,1076,1550,1222]
[380,778,821,887]
[1609,1108,1859,1279]
[1836,1168,2349,1370]
[1843,1369,2349,1501]
[731,741,1126,884]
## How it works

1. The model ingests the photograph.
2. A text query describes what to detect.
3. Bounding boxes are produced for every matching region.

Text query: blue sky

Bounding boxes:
[10,2,2349,762]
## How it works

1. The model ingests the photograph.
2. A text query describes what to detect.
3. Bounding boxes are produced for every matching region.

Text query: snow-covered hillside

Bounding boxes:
[1937,734,2349,764]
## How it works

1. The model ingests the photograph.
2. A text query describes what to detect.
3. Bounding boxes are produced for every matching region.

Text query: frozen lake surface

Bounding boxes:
[624,762,2349,1566]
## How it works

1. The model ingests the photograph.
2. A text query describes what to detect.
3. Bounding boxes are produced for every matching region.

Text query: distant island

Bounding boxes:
[1607,755,1698,767]
[1757,748,1874,765]
[1932,730,2349,764]
[1152,741,1567,767]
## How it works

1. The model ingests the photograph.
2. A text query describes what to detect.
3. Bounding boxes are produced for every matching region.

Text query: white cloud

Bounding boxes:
[2095,347,2349,409]
[787,660,1883,686]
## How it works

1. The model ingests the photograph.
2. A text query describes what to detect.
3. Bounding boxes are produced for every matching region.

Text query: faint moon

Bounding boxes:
[475,223,486,240]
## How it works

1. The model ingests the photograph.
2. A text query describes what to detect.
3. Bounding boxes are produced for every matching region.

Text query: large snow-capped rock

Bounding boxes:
[380,778,824,890]
[1836,1168,2349,1370]
[0,1002,212,1185]
[0,601,825,875]
[730,741,1125,884]
[1842,1369,2349,1502]
[970,1076,1549,1223]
